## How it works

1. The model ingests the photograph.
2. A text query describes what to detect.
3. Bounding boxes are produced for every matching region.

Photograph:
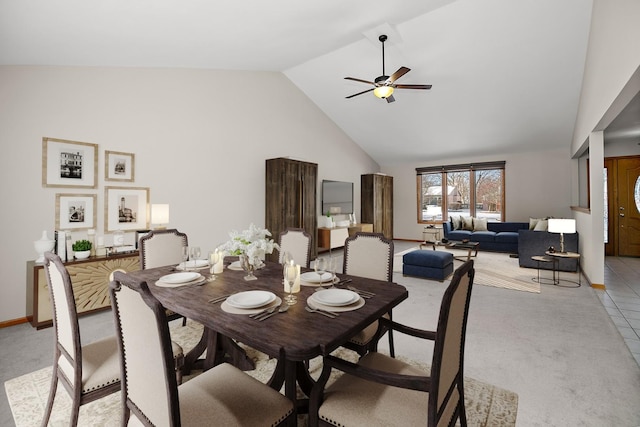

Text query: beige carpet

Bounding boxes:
[394,247,549,293]
[5,320,518,427]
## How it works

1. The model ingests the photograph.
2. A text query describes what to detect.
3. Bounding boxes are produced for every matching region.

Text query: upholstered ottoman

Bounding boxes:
[402,250,454,281]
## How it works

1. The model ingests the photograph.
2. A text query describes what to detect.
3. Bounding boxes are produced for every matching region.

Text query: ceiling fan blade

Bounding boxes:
[394,84,433,90]
[386,94,396,103]
[386,67,411,84]
[346,87,375,99]
[344,77,376,85]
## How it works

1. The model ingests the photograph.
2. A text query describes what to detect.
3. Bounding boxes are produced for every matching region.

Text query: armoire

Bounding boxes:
[265,157,318,263]
[361,173,393,240]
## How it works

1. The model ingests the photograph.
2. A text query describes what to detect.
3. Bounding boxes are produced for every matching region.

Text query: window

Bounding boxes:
[417,161,505,223]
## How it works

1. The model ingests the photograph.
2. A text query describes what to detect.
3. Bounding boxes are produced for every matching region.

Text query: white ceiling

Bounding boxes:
[3,0,627,166]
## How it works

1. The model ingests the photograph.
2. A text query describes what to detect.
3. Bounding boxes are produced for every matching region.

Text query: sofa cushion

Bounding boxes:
[450,215,462,230]
[495,231,519,244]
[462,216,474,230]
[468,231,496,243]
[447,230,473,241]
[533,219,548,231]
[473,217,488,231]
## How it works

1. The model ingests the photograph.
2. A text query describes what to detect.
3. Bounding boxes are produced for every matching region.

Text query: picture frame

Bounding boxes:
[43,137,98,188]
[104,186,150,231]
[105,150,135,182]
[55,193,97,231]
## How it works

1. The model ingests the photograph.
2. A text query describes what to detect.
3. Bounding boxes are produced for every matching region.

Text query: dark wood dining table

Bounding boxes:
[119,258,408,424]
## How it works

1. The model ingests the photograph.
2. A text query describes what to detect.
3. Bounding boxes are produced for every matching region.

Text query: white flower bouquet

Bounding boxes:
[217,223,279,266]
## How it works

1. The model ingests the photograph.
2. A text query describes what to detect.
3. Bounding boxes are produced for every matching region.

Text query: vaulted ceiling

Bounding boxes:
[4,0,633,166]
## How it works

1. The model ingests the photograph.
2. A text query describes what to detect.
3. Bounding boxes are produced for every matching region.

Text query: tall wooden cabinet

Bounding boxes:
[265,158,318,262]
[361,174,394,239]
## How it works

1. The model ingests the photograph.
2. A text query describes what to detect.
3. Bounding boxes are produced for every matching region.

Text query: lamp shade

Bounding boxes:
[373,86,394,99]
[548,218,576,234]
[151,204,170,227]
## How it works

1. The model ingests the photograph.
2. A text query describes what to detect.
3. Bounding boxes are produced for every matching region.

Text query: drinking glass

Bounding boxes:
[181,246,190,271]
[190,246,201,269]
[209,250,221,279]
[326,256,337,284]
[284,262,298,305]
[314,258,327,284]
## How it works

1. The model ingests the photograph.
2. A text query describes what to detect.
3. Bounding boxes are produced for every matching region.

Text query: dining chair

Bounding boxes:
[342,232,395,357]
[41,252,121,427]
[139,228,189,325]
[278,227,312,268]
[109,273,295,427]
[309,260,475,427]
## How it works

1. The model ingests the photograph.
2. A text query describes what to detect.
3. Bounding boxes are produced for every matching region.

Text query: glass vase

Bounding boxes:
[239,254,258,281]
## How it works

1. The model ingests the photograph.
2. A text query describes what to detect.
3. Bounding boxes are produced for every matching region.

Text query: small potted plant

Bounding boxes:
[72,239,92,259]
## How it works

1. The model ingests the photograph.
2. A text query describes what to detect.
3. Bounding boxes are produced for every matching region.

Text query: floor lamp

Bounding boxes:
[548,218,576,253]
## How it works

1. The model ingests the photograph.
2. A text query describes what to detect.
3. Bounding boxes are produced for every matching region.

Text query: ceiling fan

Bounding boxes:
[345,34,432,103]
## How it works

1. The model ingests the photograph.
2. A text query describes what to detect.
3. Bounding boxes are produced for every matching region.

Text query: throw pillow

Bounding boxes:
[533,219,548,231]
[473,217,488,231]
[529,218,540,230]
[462,216,474,231]
[450,215,462,230]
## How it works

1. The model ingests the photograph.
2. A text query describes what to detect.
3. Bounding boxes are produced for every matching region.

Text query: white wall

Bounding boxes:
[0,65,380,322]
[570,0,640,285]
[384,148,573,241]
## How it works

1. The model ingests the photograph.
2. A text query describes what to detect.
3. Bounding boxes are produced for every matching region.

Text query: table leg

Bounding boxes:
[184,328,255,373]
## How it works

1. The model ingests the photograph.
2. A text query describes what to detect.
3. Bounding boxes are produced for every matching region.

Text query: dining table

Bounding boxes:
[118,257,408,425]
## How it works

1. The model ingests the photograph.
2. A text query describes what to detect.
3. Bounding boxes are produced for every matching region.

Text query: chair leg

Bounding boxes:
[458,383,468,427]
[40,368,58,427]
[181,315,187,327]
[388,329,395,358]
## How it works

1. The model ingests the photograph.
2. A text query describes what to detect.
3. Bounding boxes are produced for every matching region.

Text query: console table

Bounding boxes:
[317,223,373,252]
[26,252,140,329]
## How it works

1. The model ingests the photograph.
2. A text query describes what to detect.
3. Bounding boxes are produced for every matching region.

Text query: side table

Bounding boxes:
[531,255,558,285]
[544,251,581,287]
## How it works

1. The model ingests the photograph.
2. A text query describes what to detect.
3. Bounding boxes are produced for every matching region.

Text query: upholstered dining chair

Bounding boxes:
[342,232,395,357]
[41,251,121,427]
[278,227,312,268]
[109,273,294,426]
[309,260,475,427]
[139,228,189,325]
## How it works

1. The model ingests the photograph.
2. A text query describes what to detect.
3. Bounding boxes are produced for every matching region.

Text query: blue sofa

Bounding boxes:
[443,220,529,253]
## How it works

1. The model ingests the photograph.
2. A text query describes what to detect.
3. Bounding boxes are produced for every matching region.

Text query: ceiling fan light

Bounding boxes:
[374,86,394,99]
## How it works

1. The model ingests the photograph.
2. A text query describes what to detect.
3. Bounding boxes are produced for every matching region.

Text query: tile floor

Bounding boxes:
[598,256,640,366]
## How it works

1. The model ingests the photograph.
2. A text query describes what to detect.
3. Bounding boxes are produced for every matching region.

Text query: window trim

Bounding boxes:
[416,161,506,223]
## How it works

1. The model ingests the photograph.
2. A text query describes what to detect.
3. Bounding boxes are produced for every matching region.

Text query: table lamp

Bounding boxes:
[151,204,170,229]
[548,218,576,253]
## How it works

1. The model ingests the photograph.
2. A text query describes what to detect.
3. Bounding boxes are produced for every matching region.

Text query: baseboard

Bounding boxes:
[0,317,29,328]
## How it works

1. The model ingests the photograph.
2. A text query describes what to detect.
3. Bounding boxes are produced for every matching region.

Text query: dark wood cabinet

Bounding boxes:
[361,174,393,239]
[265,158,318,262]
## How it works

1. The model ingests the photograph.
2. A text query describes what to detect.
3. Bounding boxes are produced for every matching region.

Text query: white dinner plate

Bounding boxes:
[177,260,209,270]
[158,272,201,284]
[226,290,276,309]
[300,271,333,283]
[155,276,206,288]
[311,289,359,307]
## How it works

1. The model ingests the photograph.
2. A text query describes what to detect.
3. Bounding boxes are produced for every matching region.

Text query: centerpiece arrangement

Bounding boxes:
[218,223,279,280]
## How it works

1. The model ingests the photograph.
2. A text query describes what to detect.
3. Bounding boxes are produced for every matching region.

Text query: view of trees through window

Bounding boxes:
[417,162,505,223]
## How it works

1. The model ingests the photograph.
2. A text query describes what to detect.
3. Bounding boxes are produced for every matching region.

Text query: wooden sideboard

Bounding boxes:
[318,223,373,252]
[26,252,140,329]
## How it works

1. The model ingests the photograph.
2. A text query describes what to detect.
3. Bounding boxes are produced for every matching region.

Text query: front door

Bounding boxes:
[617,157,640,257]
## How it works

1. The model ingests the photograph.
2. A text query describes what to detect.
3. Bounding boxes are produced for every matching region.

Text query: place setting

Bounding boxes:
[176,246,210,271]
[220,290,284,321]
[306,288,365,318]
[154,271,207,288]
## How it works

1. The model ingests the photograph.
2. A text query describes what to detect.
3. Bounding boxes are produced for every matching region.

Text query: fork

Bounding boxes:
[347,286,375,298]
[258,303,289,321]
[305,306,337,318]
[250,306,277,319]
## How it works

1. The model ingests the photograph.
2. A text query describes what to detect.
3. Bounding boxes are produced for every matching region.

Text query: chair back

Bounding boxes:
[139,229,188,270]
[43,252,82,382]
[278,228,312,268]
[110,274,179,426]
[429,260,475,426]
[343,232,394,281]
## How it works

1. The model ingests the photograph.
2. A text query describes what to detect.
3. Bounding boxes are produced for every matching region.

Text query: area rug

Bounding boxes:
[394,247,543,293]
[5,321,518,427]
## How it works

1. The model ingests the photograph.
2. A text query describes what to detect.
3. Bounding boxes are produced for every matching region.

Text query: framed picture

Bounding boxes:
[55,193,97,231]
[105,150,135,182]
[42,137,98,188]
[105,186,150,231]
